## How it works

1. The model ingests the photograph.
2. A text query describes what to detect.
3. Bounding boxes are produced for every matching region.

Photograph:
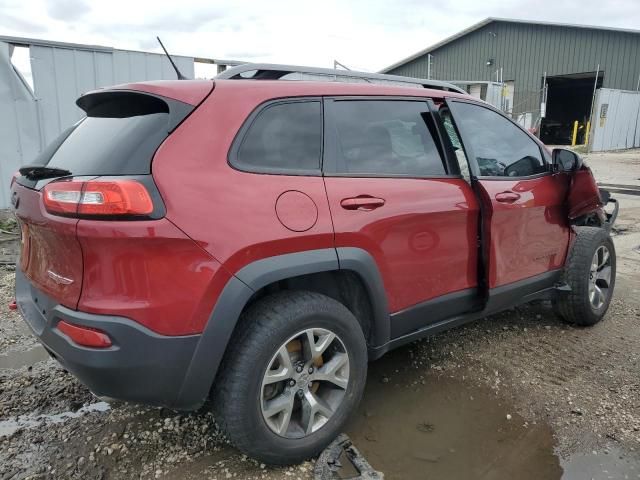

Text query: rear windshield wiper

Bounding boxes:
[19,165,72,180]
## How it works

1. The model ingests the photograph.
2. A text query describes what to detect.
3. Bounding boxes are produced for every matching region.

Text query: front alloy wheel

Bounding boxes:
[261,328,349,438]
[588,245,612,310]
[554,226,616,326]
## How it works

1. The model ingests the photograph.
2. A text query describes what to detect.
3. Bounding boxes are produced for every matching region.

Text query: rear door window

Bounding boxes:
[327,100,446,176]
[233,100,322,174]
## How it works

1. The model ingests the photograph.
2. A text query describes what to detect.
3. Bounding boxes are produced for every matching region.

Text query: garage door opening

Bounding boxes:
[540,71,604,145]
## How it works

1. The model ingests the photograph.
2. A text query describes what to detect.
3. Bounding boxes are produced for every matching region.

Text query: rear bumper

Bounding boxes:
[15,268,201,409]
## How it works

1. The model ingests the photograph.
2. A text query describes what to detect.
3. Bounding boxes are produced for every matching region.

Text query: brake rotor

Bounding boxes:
[287,338,323,393]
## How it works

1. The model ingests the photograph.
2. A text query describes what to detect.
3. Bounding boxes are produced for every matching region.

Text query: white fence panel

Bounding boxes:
[0,37,195,208]
[590,88,640,152]
[0,42,40,208]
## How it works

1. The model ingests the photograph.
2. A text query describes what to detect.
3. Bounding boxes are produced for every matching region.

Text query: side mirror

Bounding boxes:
[552,148,582,172]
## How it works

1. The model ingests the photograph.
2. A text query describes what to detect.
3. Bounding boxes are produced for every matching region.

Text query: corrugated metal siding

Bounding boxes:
[31,46,194,146]
[0,40,194,208]
[0,42,40,208]
[389,21,640,120]
[590,89,640,151]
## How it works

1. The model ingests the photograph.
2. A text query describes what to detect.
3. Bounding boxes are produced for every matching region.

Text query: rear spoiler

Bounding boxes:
[76,90,194,132]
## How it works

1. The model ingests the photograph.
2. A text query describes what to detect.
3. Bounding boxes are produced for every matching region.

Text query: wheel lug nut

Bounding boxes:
[308,367,314,374]
[297,389,304,397]
[289,380,296,387]
[296,365,303,373]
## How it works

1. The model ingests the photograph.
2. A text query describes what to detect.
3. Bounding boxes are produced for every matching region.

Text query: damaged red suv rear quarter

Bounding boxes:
[11,76,613,465]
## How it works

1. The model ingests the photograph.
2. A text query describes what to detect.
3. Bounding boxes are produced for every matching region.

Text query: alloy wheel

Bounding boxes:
[260,328,350,439]
[589,245,612,310]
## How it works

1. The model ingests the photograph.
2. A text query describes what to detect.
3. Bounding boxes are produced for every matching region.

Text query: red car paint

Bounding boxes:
[567,166,604,219]
[15,186,83,309]
[12,78,604,341]
[75,218,230,335]
[324,177,479,311]
[476,174,571,288]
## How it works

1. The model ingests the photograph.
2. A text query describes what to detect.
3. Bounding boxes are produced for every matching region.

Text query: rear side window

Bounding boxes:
[46,92,175,176]
[329,100,446,176]
[234,101,322,173]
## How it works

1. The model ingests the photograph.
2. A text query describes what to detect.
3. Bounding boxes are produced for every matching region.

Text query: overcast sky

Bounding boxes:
[1,0,639,75]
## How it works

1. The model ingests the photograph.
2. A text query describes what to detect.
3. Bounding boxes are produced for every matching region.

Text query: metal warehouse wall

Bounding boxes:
[387,21,640,121]
[0,38,194,208]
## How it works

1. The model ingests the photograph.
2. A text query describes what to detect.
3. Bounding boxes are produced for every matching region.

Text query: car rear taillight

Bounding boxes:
[57,320,112,348]
[43,179,154,218]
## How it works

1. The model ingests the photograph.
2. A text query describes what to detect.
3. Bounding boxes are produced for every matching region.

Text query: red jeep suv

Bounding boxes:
[11,64,616,464]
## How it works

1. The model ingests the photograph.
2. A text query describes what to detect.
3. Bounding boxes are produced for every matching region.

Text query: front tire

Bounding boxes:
[212,291,368,465]
[554,227,616,326]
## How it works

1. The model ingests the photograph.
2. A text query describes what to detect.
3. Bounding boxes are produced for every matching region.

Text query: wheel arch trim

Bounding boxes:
[175,247,390,410]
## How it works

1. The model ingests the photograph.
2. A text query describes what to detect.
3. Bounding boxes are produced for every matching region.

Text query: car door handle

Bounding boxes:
[340,196,385,211]
[495,191,521,203]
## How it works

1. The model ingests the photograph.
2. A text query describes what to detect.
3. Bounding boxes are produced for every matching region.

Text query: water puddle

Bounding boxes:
[0,345,50,370]
[562,448,640,479]
[344,349,639,480]
[0,401,111,438]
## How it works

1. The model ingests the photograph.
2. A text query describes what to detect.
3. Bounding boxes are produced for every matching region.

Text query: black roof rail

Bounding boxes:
[215,63,466,94]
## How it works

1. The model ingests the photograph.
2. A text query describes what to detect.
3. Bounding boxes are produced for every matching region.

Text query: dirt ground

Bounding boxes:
[1,149,640,479]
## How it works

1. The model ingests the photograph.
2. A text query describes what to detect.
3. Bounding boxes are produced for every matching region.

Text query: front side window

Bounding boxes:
[449,102,546,178]
[330,100,446,176]
[235,101,322,172]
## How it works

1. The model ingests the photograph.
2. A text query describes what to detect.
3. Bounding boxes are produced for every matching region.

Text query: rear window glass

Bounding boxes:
[41,92,173,176]
[234,101,322,173]
[46,113,169,175]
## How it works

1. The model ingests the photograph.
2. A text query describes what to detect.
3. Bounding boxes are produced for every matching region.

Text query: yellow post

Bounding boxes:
[571,121,579,146]
[584,120,591,145]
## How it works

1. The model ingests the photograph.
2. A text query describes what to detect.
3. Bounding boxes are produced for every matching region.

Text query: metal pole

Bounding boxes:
[591,64,600,103]
[587,64,600,147]
[636,72,640,91]
[427,54,432,79]
[584,121,591,145]
[540,72,547,119]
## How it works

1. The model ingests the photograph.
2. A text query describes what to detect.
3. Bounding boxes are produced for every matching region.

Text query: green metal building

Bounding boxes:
[382,18,640,144]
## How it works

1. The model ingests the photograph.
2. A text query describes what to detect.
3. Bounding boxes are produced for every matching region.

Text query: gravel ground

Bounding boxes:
[1,149,639,479]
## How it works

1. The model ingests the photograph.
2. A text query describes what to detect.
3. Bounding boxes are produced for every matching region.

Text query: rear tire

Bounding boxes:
[212,291,367,465]
[554,227,616,326]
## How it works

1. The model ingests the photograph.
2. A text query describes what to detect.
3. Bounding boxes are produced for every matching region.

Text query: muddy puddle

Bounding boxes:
[0,345,49,370]
[561,448,640,479]
[345,349,639,480]
[0,401,111,437]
